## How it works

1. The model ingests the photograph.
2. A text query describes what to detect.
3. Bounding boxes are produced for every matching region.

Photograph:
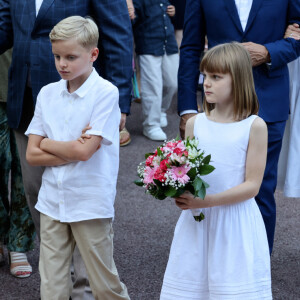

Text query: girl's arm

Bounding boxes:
[26,135,70,166]
[175,117,268,209]
[184,114,197,139]
[39,135,102,162]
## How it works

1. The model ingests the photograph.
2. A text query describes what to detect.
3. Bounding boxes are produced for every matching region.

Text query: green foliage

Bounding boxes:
[199,164,215,175]
[145,152,153,159]
[202,154,211,164]
[194,212,205,222]
[134,180,144,187]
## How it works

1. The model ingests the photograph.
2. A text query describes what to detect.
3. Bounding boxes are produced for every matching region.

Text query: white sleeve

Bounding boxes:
[24,90,47,137]
[85,86,121,145]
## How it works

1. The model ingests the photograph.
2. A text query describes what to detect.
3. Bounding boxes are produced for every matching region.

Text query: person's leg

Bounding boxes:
[0,102,11,253]
[71,246,94,300]
[71,218,130,300]
[39,213,75,300]
[14,128,43,237]
[255,120,286,254]
[13,87,44,238]
[161,53,179,126]
[7,128,36,253]
[139,55,166,140]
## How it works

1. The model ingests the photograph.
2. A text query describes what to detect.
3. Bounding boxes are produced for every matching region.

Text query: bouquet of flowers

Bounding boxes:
[134,137,215,221]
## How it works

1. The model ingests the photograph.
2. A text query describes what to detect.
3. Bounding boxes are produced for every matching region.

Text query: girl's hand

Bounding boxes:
[78,125,92,144]
[166,5,175,17]
[284,23,300,40]
[174,191,210,210]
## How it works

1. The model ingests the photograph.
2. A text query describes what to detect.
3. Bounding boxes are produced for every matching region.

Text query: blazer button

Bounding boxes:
[242,38,247,43]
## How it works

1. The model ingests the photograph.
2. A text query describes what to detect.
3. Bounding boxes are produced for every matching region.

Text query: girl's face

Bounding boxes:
[202,71,233,105]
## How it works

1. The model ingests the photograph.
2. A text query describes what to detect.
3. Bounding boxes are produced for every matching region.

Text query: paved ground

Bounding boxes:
[0,100,299,299]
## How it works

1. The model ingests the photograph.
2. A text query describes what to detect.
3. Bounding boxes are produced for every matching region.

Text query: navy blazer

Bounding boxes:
[178,0,300,122]
[0,0,133,128]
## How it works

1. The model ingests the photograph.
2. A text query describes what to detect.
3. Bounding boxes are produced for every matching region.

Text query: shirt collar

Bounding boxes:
[59,68,98,98]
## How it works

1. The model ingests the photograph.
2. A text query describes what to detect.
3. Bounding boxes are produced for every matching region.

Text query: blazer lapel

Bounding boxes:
[32,0,55,33]
[224,0,243,34]
[244,0,263,33]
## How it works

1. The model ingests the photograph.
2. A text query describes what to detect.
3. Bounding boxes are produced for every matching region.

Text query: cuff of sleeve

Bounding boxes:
[85,130,113,145]
[180,110,198,117]
[24,129,46,137]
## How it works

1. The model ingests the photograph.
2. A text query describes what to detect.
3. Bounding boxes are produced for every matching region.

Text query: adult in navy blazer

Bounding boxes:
[178,0,300,253]
[0,0,133,128]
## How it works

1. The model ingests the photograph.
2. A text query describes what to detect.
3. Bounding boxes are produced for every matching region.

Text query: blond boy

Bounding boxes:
[25,16,130,300]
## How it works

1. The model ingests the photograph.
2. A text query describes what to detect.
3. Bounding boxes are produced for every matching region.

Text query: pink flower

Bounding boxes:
[154,168,167,182]
[171,166,191,184]
[166,141,178,149]
[143,166,157,184]
[176,141,186,151]
[145,155,155,166]
[160,159,170,171]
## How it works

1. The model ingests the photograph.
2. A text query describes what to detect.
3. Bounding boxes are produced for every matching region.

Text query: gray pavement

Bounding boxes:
[0,100,299,299]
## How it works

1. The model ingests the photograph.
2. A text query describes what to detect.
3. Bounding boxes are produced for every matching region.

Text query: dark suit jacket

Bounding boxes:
[178,0,300,122]
[0,0,133,128]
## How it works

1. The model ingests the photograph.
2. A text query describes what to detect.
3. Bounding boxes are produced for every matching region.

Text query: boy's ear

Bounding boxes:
[90,47,99,62]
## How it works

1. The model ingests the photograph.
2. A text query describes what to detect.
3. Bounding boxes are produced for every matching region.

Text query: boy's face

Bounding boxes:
[52,39,98,89]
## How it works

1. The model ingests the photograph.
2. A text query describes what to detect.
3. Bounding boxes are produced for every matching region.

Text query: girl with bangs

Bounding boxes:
[160,43,272,299]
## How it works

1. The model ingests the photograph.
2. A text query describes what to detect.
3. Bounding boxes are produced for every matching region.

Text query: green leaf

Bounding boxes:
[199,164,215,175]
[157,147,162,156]
[175,134,181,141]
[192,176,203,192]
[153,179,162,187]
[145,152,154,159]
[202,154,211,165]
[194,212,205,222]
[134,180,144,187]
[195,183,206,199]
[187,168,197,180]
[165,186,177,197]
[202,179,210,188]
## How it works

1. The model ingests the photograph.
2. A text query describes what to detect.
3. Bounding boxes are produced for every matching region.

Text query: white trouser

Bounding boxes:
[138,53,179,130]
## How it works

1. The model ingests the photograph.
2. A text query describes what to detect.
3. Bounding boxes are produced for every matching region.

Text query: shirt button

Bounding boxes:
[164,14,166,17]
[160,3,163,6]
[165,26,167,30]
[58,180,61,185]
[60,201,63,204]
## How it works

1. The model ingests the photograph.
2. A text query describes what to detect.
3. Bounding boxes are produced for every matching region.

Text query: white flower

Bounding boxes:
[188,147,199,160]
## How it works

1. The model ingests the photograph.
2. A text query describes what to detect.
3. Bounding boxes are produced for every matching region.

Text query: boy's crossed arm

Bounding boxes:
[26,134,102,167]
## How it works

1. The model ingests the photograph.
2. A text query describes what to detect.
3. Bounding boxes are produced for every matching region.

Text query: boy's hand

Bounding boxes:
[78,125,92,144]
[166,5,175,17]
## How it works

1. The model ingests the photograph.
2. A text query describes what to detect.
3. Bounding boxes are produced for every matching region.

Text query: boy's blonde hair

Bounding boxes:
[200,42,259,120]
[49,16,99,49]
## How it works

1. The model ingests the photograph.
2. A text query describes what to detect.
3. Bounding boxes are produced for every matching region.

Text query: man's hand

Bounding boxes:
[166,5,175,17]
[179,113,197,139]
[126,0,136,20]
[284,23,300,40]
[120,113,127,131]
[242,42,270,66]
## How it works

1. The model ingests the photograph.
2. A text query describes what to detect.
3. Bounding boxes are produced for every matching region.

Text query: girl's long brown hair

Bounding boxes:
[200,42,259,120]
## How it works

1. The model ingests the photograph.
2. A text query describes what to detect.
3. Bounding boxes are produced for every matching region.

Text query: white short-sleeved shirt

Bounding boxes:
[25,69,121,222]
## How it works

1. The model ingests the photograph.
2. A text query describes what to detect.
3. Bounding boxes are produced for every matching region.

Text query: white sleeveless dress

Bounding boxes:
[160,113,272,300]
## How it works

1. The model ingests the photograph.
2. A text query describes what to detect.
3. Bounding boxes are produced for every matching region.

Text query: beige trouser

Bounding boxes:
[39,213,130,300]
